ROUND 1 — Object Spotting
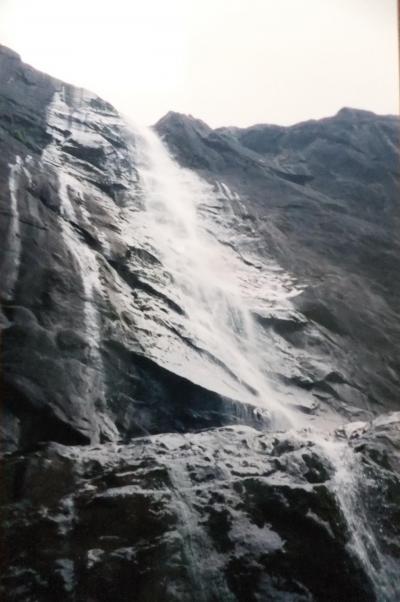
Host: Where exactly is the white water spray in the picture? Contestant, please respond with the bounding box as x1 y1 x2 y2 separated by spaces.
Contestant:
132 125 297 430
4 156 22 301
321 437 399 601
131 124 399 600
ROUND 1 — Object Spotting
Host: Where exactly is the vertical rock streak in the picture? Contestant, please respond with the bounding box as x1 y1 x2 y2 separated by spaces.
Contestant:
3 157 22 301
42 89 106 417
167 456 234 601
321 438 399 601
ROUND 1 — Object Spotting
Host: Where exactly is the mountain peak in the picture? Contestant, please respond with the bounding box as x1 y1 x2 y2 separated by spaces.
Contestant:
155 111 212 135
0 44 21 61
336 107 378 120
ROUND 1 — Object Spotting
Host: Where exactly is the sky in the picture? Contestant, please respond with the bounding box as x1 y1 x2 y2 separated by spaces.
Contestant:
0 0 398 127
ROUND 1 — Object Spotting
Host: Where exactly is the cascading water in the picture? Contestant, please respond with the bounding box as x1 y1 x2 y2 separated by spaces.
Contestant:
320 437 399 601
132 124 297 431
130 124 398 601
3 156 22 301
2 45 399 602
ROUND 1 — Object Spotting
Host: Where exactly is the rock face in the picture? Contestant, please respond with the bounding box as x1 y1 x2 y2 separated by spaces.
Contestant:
1 45 400 601
156 109 400 415
0 46 271 452
2 417 400 601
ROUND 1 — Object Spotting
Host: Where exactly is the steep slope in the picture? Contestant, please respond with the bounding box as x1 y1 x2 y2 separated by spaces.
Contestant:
1 46 400 602
1 46 292 452
156 109 400 413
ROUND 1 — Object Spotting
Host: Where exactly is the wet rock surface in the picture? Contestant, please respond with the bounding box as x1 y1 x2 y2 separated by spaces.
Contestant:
156 109 400 414
0 46 277 451
4 420 400 602
1 46 399 452
1 46 400 601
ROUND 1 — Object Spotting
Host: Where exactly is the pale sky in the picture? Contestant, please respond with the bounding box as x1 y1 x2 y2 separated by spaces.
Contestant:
0 0 398 127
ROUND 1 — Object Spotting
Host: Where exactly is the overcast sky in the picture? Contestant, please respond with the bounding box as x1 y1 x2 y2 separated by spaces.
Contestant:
0 0 398 127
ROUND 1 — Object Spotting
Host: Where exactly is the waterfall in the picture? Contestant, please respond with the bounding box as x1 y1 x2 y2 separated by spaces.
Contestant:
131 124 398 600
131 124 298 431
320 437 399 602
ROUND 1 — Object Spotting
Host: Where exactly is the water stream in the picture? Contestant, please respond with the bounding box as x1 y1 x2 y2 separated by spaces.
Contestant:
130 123 397 601
132 124 297 431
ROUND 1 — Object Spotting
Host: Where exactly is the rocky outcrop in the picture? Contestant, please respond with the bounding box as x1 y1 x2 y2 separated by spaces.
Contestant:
1 45 400 601
2 415 400 601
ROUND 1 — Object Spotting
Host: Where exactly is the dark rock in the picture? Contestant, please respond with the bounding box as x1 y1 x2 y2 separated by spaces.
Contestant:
1 46 278 452
1 44 400 602
1 44 399 453
3 423 398 601
156 106 400 415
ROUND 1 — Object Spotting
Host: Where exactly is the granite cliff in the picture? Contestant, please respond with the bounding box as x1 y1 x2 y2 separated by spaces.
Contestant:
1 45 399 601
